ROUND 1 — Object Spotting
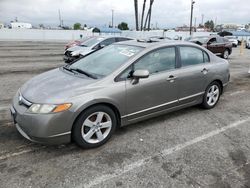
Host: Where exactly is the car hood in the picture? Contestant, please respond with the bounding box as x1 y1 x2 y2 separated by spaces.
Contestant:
20 68 99 104
67 45 85 52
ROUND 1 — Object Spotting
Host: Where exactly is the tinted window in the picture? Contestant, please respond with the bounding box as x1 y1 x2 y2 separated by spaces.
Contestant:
116 37 131 42
208 37 217 44
217 37 224 43
134 47 176 74
180 47 204 67
100 38 116 46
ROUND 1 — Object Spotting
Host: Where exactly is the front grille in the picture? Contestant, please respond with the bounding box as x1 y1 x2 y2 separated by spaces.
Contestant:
65 51 72 57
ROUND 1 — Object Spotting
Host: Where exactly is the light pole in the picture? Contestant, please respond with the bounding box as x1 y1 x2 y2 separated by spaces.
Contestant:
189 0 195 36
111 9 114 28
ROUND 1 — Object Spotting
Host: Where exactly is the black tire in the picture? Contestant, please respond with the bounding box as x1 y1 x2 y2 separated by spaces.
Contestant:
222 49 229 59
201 81 222 109
72 105 117 149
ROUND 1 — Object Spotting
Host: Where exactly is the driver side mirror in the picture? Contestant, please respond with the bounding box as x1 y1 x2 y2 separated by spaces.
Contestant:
131 70 149 84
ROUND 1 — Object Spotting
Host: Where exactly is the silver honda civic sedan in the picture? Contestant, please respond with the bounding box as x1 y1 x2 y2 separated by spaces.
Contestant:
10 40 230 148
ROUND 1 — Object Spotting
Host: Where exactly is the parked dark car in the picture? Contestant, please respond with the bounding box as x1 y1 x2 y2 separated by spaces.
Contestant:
64 36 133 64
187 36 232 59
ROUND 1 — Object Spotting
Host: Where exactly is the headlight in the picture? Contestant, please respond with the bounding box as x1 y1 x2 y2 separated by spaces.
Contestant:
27 103 72 114
71 51 80 57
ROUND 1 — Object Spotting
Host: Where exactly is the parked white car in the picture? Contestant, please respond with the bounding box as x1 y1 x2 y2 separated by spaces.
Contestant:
225 36 238 47
245 38 250 49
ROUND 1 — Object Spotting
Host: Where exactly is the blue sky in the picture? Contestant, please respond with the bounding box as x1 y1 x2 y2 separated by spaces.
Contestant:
0 0 249 28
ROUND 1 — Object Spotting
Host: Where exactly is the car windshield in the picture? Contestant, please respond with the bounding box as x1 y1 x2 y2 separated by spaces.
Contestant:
81 37 105 47
189 37 209 44
70 44 143 78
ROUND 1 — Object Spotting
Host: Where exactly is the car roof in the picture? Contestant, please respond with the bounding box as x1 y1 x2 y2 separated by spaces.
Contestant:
115 39 199 49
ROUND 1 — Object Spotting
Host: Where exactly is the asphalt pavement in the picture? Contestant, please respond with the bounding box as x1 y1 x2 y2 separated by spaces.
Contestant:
0 41 250 188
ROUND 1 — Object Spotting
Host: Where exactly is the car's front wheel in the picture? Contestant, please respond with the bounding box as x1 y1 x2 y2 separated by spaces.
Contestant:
72 105 117 148
202 82 221 109
222 49 229 59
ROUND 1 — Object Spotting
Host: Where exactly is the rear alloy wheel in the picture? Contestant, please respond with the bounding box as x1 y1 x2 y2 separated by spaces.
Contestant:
202 82 221 109
73 105 117 148
222 49 229 59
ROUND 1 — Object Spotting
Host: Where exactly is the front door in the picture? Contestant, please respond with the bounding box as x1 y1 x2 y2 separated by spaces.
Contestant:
124 47 179 121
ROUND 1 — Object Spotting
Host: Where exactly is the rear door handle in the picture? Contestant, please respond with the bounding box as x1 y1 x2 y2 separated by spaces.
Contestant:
167 75 177 82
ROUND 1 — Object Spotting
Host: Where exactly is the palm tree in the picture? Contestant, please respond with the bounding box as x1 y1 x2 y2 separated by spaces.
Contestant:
147 0 154 31
134 0 139 31
140 0 147 31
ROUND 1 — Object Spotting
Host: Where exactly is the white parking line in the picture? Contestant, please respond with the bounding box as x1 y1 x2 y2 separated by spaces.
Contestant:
0 149 35 160
82 118 250 188
0 105 10 111
229 90 246 96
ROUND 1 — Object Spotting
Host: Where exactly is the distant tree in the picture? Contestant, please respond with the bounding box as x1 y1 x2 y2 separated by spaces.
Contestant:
118 22 129 30
73 23 81 30
39 24 44 29
204 20 214 31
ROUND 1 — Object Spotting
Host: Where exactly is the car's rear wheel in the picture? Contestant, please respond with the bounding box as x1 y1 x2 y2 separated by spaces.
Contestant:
222 49 229 59
72 105 117 148
202 82 221 109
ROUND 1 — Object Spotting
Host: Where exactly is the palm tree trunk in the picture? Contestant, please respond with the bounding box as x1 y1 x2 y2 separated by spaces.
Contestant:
134 0 139 31
147 0 154 31
140 0 147 31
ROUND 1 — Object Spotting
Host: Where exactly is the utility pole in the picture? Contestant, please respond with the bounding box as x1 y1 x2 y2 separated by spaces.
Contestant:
194 17 197 31
111 9 114 28
58 9 62 27
134 0 139 31
189 0 195 36
201 14 204 26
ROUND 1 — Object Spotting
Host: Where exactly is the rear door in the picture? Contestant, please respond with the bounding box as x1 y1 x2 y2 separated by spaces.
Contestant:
176 46 211 104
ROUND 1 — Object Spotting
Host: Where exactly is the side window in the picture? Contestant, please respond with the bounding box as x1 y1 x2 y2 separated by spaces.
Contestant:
134 47 176 74
179 47 204 67
119 66 133 80
217 37 224 43
203 51 210 62
100 38 116 46
208 37 217 44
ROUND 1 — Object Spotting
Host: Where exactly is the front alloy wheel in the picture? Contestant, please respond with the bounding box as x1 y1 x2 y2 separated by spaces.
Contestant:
202 82 221 109
222 49 229 59
81 112 112 144
73 105 117 148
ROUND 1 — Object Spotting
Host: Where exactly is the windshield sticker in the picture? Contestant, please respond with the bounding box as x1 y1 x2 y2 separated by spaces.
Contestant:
119 50 135 57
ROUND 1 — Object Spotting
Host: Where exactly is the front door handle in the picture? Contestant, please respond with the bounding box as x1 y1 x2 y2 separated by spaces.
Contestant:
201 68 209 74
167 75 177 82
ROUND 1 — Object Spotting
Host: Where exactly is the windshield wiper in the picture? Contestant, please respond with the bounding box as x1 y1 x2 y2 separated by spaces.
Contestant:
70 67 97 79
63 65 97 79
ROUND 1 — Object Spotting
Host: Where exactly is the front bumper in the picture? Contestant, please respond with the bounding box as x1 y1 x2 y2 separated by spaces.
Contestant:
10 93 73 145
63 55 79 64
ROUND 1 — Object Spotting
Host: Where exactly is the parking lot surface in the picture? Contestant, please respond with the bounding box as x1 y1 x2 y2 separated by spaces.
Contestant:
0 41 250 188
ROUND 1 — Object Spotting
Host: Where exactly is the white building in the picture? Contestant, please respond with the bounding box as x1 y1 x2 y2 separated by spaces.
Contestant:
11 22 32 29
0 22 4 29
